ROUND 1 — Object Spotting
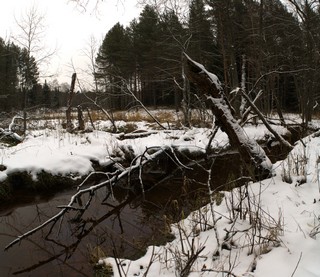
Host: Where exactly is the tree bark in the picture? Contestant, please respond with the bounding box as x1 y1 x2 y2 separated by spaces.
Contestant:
184 54 272 180
66 73 77 131
77 105 85 131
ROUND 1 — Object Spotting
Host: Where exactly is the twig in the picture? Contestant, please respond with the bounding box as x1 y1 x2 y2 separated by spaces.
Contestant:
143 246 157 277
180 245 205 277
291 252 303 277
201 268 237 276
124 81 167 130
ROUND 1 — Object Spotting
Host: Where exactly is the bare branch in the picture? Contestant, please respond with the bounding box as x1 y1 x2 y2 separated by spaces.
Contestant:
240 90 294 150
123 81 167 130
5 147 166 251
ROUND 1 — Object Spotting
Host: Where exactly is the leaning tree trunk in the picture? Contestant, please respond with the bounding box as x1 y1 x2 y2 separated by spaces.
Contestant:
184 54 272 180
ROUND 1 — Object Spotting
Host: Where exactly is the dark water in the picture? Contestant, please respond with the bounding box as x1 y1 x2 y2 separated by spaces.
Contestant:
0 174 210 277
0 143 291 277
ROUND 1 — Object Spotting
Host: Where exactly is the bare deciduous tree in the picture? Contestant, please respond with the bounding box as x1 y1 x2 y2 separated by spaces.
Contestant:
13 5 56 75
81 35 100 93
68 0 125 13
13 5 56 135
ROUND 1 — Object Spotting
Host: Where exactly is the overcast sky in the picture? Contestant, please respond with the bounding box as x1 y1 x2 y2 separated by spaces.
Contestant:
0 0 141 84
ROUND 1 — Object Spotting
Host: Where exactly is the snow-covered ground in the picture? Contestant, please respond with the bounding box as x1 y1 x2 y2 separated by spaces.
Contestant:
1 117 320 276
99 131 320 277
0 120 288 182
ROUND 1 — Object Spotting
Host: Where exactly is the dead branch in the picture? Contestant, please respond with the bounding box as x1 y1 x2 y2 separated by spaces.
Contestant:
123 82 167 130
240 90 294 150
118 130 158 140
201 268 237 276
5 147 167 251
0 115 24 142
239 89 263 126
12 196 131 275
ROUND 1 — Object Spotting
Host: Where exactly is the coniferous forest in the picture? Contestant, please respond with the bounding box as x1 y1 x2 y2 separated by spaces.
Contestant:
1 0 320 124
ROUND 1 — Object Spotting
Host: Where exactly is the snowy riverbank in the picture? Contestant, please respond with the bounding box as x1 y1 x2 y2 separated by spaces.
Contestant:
99 132 320 276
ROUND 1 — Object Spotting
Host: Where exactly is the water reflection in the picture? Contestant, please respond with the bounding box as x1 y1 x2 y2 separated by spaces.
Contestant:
0 174 210 276
0 150 248 276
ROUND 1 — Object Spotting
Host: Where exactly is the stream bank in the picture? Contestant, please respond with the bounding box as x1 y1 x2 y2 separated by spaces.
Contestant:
0 124 306 276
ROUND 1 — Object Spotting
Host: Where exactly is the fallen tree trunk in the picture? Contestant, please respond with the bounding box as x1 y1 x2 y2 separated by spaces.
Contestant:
184 54 272 180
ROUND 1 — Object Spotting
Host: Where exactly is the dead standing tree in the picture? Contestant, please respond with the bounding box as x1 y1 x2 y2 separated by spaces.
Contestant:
66 73 77 131
184 54 273 180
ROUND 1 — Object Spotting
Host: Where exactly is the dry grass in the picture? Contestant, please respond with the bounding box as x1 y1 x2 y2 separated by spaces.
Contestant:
113 109 177 123
10 108 213 133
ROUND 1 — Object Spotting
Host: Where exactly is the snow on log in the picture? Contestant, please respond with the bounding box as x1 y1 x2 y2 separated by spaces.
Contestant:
0 115 24 142
184 53 272 179
0 128 23 142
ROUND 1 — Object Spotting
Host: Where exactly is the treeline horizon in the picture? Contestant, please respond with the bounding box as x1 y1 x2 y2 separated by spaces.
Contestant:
1 0 320 122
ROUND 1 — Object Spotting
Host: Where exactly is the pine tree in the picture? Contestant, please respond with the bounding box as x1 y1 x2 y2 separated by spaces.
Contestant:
187 0 220 74
0 39 20 110
157 10 186 106
18 47 39 107
42 80 51 107
96 22 134 109
133 5 161 106
96 23 133 80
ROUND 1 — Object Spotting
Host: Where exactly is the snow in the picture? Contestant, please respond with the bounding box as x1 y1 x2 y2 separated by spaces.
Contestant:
185 53 223 91
100 125 320 277
1 117 320 276
0 123 288 182
99 132 320 276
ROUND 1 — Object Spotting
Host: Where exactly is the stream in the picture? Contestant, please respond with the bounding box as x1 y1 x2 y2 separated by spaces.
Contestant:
0 134 300 276
0 172 211 276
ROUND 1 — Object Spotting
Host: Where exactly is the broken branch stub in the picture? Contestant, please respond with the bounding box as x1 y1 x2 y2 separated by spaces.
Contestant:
184 54 272 180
